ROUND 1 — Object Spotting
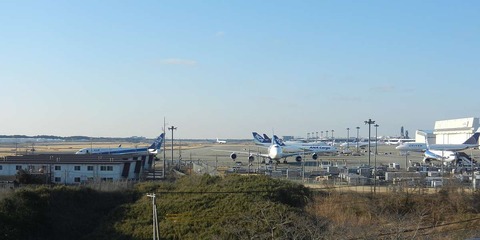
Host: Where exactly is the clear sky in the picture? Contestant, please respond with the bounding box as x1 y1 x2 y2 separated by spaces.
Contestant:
1 1 479 139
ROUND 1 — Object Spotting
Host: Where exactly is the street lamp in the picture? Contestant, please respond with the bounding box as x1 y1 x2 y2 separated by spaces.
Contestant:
356 127 360 153
331 130 334 139
326 130 329 140
364 119 375 167
321 131 323 139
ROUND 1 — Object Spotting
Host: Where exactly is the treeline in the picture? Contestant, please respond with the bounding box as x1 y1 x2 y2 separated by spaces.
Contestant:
1 176 480 239
0 135 147 142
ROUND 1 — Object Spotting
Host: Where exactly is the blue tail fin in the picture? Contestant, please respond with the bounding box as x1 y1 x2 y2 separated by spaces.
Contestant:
253 132 267 143
148 133 165 150
463 132 480 145
263 134 271 142
272 135 285 146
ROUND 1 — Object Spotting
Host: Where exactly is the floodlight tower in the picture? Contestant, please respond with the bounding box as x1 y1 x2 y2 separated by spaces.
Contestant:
346 128 350 149
364 119 375 167
168 126 177 166
356 127 360 153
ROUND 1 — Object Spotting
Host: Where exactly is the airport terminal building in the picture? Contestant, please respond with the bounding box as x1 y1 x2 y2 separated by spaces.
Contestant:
0 153 155 184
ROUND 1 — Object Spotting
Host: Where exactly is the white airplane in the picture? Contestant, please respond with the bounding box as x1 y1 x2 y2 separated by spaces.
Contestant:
76 133 165 155
385 138 416 145
254 132 328 146
252 132 336 160
423 149 457 163
339 140 379 149
218 134 311 164
405 131 480 164
396 132 480 153
216 138 227 144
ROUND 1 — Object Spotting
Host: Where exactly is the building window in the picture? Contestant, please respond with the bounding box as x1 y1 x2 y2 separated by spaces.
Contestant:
0 165 3 170
74 177 81 183
74 166 81 171
87 166 94 171
16 165 22 170
100 166 113 171
101 177 113 181
55 166 61 171
54 177 61 182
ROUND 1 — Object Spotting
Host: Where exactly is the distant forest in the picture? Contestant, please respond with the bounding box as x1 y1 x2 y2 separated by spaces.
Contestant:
0 135 148 142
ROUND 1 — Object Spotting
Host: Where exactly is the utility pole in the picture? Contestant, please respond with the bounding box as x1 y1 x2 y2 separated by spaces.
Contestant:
168 126 177 166
374 123 379 193
163 117 166 176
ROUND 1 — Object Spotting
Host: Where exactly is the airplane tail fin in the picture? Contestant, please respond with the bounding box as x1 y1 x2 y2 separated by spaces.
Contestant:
463 132 480 145
272 135 284 146
263 134 271 142
253 132 268 143
148 133 165 152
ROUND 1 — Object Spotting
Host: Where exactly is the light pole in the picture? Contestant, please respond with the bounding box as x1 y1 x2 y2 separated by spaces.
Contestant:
331 130 334 139
326 131 329 140
321 131 323 139
374 124 379 155
168 126 177 166
346 128 350 149
364 119 375 167
316 132 318 142
356 127 360 153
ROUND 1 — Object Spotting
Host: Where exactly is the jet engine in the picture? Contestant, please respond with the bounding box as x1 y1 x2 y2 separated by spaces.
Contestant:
230 152 237 160
312 153 318 160
248 154 255 162
295 155 302 162
422 158 431 164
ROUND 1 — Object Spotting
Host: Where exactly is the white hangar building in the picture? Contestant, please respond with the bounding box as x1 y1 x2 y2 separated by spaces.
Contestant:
433 117 479 144
0 153 156 184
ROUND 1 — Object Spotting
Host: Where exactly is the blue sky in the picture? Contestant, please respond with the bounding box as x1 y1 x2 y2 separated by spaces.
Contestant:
1 1 479 139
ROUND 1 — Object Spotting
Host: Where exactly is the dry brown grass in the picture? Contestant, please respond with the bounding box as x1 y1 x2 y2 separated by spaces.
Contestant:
308 187 480 239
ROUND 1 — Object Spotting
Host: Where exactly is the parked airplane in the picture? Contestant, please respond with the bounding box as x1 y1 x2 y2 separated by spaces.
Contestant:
251 132 336 159
216 138 227 144
339 141 374 149
218 134 306 164
385 138 416 145
272 135 337 155
396 132 480 153
423 149 457 163
75 133 165 155
416 132 480 164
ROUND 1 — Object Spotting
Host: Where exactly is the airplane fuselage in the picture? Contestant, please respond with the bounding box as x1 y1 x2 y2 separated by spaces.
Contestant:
424 149 457 163
76 147 156 155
